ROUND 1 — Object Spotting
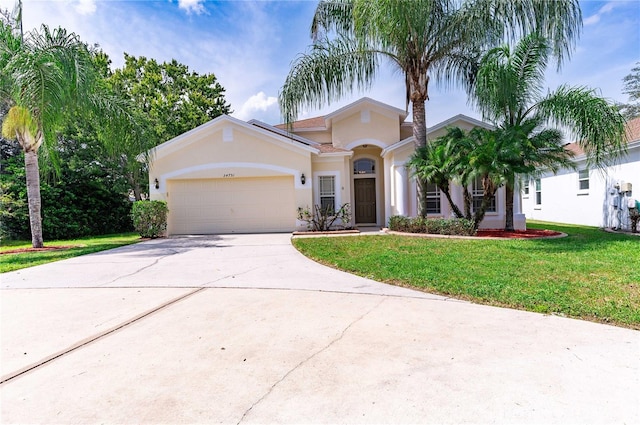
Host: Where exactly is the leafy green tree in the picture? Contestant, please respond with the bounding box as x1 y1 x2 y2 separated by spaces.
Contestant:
109 54 232 143
619 61 640 120
471 33 626 230
279 0 583 217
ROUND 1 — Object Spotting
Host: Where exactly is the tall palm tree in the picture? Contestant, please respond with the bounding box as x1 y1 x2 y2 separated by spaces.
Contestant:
279 0 582 217
0 16 116 247
471 33 627 230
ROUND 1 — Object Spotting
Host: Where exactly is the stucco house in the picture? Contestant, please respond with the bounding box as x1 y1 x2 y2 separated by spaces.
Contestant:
521 117 640 231
148 97 525 235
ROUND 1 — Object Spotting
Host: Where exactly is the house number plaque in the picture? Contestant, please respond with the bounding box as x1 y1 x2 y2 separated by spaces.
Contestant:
223 173 235 178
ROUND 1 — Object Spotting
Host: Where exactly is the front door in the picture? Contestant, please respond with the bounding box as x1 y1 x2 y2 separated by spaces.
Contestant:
355 178 376 224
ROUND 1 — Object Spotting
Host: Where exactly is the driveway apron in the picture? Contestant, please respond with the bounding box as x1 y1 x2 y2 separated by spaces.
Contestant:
1 234 639 424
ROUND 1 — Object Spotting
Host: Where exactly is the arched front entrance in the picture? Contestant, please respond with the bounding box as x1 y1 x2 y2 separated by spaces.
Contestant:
353 157 378 225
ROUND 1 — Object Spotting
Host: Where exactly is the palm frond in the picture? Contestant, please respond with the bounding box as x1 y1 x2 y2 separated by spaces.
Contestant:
279 36 378 125
535 85 627 167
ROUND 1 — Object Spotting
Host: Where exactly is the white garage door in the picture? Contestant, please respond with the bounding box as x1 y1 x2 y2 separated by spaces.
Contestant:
168 176 296 234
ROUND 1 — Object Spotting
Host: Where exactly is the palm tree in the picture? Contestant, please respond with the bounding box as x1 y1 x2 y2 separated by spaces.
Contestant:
471 33 627 230
279 0 583 217
0 16 116 247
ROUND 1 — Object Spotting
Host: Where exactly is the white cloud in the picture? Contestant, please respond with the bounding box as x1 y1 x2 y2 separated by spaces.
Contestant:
584 1 617 26
235 92 279 122
178 0 205 15
75 0 96 16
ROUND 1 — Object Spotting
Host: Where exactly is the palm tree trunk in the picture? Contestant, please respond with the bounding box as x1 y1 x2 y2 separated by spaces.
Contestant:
504 184 514 231
24 149 44 248
440 185 464 218
412 99 428 217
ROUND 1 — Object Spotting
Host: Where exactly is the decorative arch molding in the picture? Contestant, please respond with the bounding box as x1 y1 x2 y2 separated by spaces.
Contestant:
158 162 306 190
344 138 387 151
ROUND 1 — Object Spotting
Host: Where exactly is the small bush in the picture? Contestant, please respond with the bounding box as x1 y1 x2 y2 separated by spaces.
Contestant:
132 200 168 238
388 215 476 236
298 203 352 231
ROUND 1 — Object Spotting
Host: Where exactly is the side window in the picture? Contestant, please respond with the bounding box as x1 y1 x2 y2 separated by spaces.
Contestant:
523 179 530 197
318 175 336 213
535 178 542 206
472 177 496 212
426 182 441 214
578 169 589 191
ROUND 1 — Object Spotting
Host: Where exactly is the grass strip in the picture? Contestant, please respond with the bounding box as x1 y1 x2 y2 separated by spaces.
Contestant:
0 233 141 273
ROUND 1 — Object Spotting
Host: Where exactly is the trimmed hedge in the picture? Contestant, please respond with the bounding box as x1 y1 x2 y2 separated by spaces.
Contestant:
388 215 476 236
132 200 168 238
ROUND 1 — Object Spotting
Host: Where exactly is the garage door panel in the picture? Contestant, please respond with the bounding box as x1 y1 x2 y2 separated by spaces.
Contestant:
168 177 295 234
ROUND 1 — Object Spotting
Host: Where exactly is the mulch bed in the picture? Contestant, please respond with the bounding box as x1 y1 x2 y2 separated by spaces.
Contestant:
0 246 78 255
476 229 562 238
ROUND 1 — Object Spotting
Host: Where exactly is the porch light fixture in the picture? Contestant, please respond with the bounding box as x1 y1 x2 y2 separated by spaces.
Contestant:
300 173 306 185
154 178 159 189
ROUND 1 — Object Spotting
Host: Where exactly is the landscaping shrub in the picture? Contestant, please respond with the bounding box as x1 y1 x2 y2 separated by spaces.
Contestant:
388 215 476 236
297 203 352 231
132 200 168 238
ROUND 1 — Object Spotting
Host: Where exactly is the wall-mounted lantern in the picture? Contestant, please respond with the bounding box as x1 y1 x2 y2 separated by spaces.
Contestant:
154 178 159 189
300 173 306 185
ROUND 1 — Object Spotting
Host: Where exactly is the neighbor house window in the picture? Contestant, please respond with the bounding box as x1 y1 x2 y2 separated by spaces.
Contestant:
472 176 496 212
535 178 542 205
354 158 375 175
426 182 441 214
319 175 336 213
578 169 589 191
523 179 530 197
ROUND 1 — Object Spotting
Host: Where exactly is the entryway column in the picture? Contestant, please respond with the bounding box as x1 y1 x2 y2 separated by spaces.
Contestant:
394 163 408 216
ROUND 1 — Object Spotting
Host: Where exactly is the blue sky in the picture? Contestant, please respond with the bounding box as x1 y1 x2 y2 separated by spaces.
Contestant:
4 0 639 126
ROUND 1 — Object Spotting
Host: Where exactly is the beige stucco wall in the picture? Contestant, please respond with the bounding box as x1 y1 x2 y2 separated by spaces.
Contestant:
148 121 313 214
331 110 400 149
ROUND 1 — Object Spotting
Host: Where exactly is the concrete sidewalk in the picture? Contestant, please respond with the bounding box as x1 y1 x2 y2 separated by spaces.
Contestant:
1 234 639 424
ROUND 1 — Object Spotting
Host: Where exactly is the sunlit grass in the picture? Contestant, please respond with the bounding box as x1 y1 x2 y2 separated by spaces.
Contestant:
0 233 141 273
293 221 640 329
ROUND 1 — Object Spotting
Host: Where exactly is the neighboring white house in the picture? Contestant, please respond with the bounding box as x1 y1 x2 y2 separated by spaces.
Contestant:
148 97 525 235
521 117 640 231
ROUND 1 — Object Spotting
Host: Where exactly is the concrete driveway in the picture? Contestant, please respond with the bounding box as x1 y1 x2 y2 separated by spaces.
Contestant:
1 233 638 424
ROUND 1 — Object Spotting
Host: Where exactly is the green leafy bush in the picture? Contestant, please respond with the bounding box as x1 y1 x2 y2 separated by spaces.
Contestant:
388 215 476 236
0 144 133 241
132 200 168 238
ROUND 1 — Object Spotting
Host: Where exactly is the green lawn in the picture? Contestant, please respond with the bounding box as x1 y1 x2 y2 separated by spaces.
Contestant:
0 233 142 273
292 221 640 329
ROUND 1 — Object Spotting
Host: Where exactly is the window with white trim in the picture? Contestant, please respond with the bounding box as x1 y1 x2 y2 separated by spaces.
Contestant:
535 178 542 206
318 175 336 214
426 182 441 214
472 176 496 212
578 169 589 191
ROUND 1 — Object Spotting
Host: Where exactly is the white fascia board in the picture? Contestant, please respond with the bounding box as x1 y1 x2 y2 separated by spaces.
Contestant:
569 139 640 164
426 114 494 134
315 151 354 159
324 97 408 125
381 136 415 156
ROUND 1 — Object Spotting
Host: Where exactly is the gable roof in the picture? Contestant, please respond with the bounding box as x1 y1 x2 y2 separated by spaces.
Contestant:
276 97 408 132
380 114 493 156
150 114 319 160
